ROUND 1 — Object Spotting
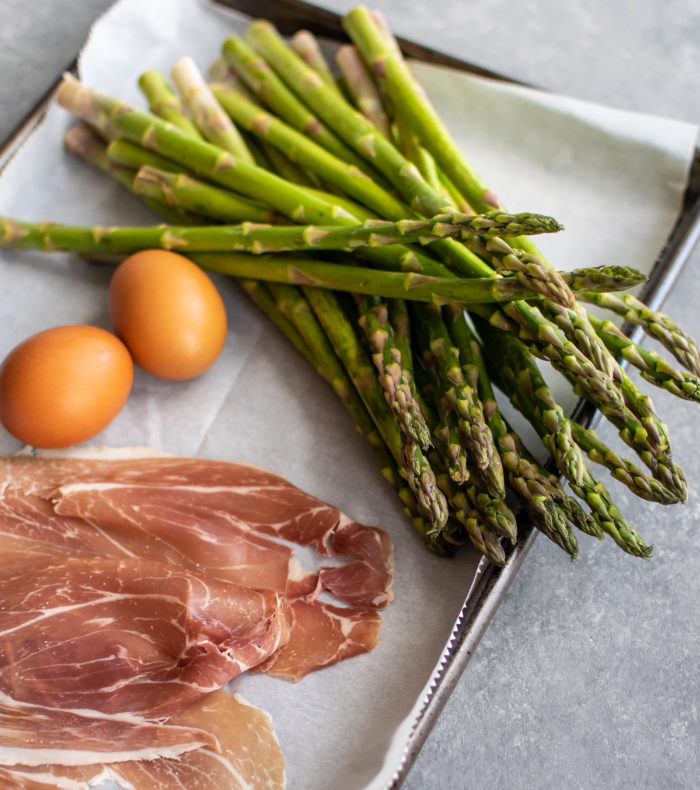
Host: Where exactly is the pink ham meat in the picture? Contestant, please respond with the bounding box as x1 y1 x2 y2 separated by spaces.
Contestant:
0 693 214 768
0 452 394 609
0 556 287 721
0 690 286 789
0 449 393 781
258 600 382 681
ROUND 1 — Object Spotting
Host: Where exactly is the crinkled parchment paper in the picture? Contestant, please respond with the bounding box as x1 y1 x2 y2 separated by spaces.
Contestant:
0 0 696 787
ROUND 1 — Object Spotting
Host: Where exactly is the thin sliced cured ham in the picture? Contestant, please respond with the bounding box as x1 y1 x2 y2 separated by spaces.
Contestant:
111 691 286 790
0 692 213 767
258 600 382 681
0 448 394 786
0 556 286 721
0 690 285 789
0 452 394 609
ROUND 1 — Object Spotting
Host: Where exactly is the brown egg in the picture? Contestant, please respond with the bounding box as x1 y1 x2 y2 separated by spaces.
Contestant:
109 250 228 380
0 325 133 448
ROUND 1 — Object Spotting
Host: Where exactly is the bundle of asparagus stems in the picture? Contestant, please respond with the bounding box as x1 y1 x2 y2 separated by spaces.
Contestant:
2 6 699 565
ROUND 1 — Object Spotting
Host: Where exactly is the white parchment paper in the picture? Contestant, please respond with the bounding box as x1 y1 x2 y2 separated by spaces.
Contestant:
0 0 696 788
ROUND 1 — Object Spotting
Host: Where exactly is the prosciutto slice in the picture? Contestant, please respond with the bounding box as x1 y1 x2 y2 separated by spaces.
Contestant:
0 452 394 609
0 448 394 785
0 692 213 768
0 690 285 789
0 556 286 722
258 600 382 681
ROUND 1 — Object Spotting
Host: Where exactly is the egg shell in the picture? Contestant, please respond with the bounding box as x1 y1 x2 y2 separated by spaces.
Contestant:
0 325 134 449
108 250 228 381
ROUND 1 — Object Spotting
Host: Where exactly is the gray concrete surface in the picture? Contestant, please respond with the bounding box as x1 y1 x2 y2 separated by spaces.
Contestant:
1 2 698 789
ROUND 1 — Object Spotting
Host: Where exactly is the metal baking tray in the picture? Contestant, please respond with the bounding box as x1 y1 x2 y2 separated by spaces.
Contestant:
1 1 698 786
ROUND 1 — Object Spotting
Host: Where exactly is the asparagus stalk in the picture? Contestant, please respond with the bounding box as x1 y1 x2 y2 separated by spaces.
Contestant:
171 57 255 165
343 7 497 214
0 211 560 255
63 125 191 225
415 374 514 544
133 166 282 224
336 44 392 139
106 138 187 174
290 30 344 96
262 281 453 553
137 70 204 140
222 36 372 173
303 287 448 531
357 295 432 448
568 265 646 293
569 418 682 505
412 303 502 486
387 298 413 374
244 19 454 218
56 75 353 225
589 313 700 402
473 315 589 487
581 290 700 375
210 80 413 221
462 235 575 308
0 218 640 309
505 377 652 557
432 460 507 565
541 300 686 498
413 362 470 484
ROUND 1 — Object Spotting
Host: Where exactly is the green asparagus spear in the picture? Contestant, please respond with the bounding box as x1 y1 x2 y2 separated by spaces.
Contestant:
589 313 700 402
336 44 392 139
581 290 700 375
541 300 686 498
0 211 560 255
342 6 497 214
171 56 254 165
357 295 432 448
132 166 282 224
222 36 371 173
472 315 589 487
137 69 204 140
303 287 448 531
412 303 501 486
413 363 470 485
432 460 507 565
290 30 344 97
56 75 353 225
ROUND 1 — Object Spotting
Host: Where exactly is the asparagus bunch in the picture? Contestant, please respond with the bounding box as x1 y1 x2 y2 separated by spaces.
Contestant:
3 9 697 567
